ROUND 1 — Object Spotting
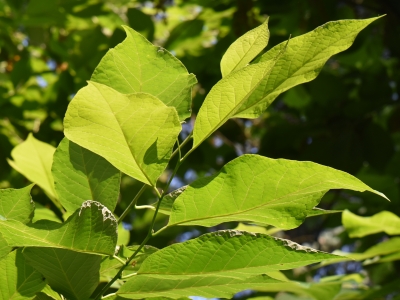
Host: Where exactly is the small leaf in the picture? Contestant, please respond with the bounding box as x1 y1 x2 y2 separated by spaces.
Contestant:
32 203 61 223
0 201 118 255
117 230 341 299
193 17 380 148
52 138 121 213
0 184 34 224
24 248 101 300
64 82 181 186
91 26 197 121
0 249 46 299
169 155 386 229
7 133 58 201
34 285 62 300
342 210 400 238
221 18 270 77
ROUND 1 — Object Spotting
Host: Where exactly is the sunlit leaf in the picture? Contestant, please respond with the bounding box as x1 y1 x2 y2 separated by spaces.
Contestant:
193 17 380 148
342 210 400 238
64 82 181 186
24 248 101 300
221 18 269 77
0 249 46 299
117 230 341 298
52 137 121 213
7 133 58 201
91 26 197 121
0 184 34 224
0 201 117 255
168 155 386 229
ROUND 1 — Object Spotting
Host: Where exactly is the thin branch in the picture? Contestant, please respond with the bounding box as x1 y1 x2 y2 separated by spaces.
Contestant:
117 184 147 224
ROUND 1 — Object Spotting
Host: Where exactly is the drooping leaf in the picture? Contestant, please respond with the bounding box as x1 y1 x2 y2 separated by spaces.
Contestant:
0 249 46 300
193 17 380 148
91 26 197 121
7 133 58 202
221 18 270 77
52 138 121 213
24 248 101 300
168 155 386 229
0 201 117 255
0 184 34 224
64 82 181 186
117 230 341 299
342 210 400 238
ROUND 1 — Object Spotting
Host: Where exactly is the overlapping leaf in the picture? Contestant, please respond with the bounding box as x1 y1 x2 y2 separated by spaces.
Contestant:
0 184 34 224
0 249 46 300
193 17 380 148
52 138 121 213
64 82 181 186
168 155 386 229
117 230 341 299
221 18 270 77
0 201 117 255
91 26 197 121
24 248 101 300
342 210 400 238
7 133 58 202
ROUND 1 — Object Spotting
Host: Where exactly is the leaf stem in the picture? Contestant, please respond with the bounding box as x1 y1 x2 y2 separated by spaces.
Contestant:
94 139 185 300
117 184 147 224
170 132 192 159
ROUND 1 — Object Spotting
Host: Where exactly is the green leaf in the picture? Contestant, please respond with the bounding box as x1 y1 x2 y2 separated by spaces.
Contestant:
342 210 400 238
0 249 46 300
0 201 117 255
52 137 121 213
193 17 380 148
91 26 197 121
32 203 61 223
117 222 130 246
0 232 11 259
23 248 101 300
7 133 58 202
33 285 62 300
168 155 386 229
64 82 181 186
117 230 340 299
0 184 34 224
221 18 270 77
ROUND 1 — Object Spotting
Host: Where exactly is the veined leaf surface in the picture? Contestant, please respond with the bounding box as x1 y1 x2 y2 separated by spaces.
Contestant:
168 155 386 229
0 249 46 300
0 201 117 255
193 17 380 148
117 230 340 299
24 248 101 300
0 184 34 224
221 18 269 77
342 210 400 237
52 138 121 213
64 82 181 186
7 133 57 201
91 26 197 121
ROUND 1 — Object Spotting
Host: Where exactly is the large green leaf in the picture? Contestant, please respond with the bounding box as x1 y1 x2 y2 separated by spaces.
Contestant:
193 17 380 148
91 26 197 121
342 210 400 238
0 184 34 224
64 82 181 186
7 133 57 201
24 248 101 300
0 201 117 255
168 155 386 229
0 249 46 300
52 137 121 213
220 18 270 77
117 230 340 299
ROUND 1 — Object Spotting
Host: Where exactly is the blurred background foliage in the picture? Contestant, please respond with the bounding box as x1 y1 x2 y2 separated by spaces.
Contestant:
1 0 400 298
